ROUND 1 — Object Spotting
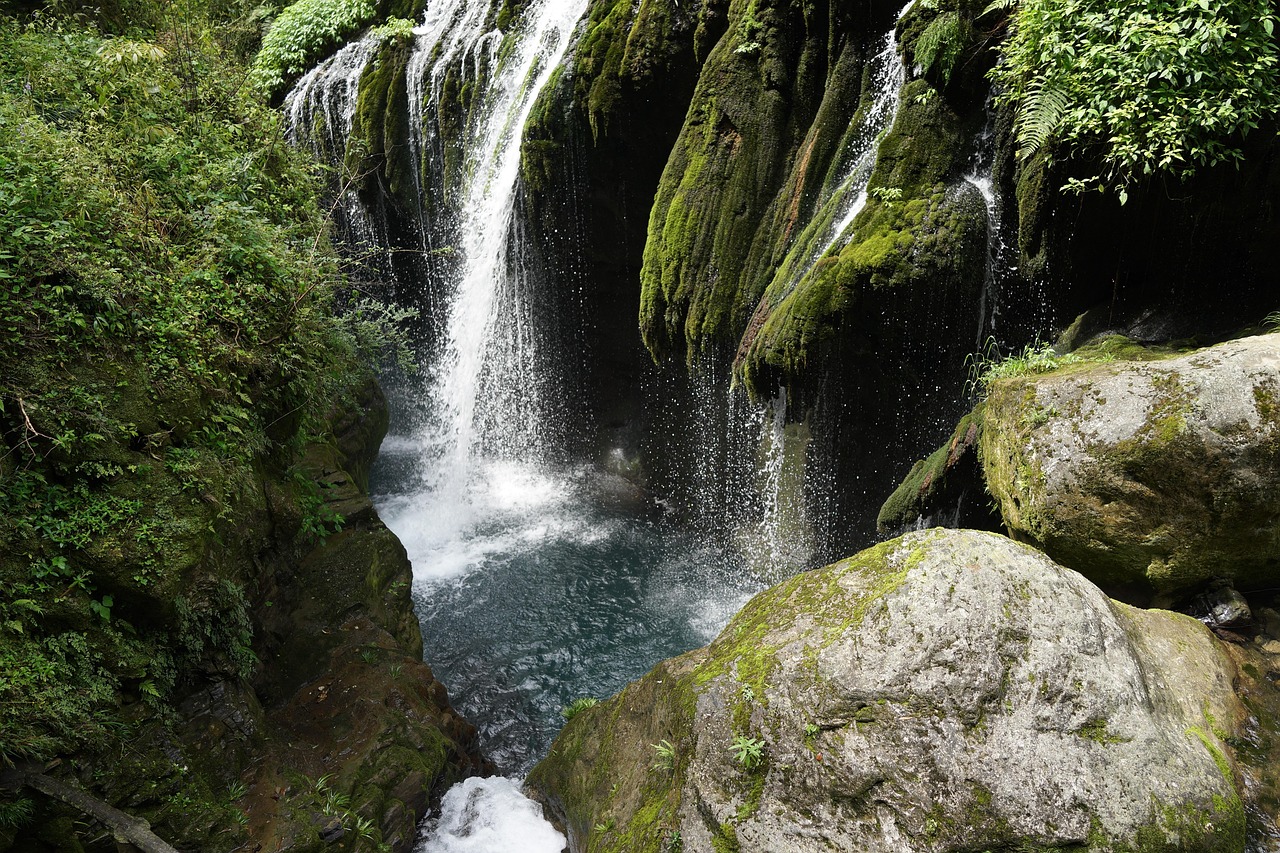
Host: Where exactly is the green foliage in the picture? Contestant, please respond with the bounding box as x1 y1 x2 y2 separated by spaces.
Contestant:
373 16 416 43
991 0 1280 194
651 739 676 771
249 0 378 95
729 735 764 769
560 696 600 721
0 1 376 777
968 339 1083 391
0 796 35 829
914 12 969 86
175 580 258 680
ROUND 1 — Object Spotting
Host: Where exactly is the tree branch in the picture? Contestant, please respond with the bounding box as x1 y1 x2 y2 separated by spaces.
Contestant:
0 770 180 853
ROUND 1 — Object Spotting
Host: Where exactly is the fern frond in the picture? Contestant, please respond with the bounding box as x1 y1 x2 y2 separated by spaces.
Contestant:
980 0 1017 17
1015 78 1069 159
915 12 968 86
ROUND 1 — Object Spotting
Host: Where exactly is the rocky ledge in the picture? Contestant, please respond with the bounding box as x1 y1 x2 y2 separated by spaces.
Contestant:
530 528 1258 853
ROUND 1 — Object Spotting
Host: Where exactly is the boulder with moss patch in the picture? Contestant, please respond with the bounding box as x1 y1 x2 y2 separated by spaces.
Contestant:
530 528 1247 853
980 333 1280 597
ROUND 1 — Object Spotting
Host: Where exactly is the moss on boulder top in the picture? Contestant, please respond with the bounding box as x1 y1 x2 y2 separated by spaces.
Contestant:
530 529 1248 853
980 333 1280 597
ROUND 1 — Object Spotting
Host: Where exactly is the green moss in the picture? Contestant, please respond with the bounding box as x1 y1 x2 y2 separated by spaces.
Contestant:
346 37 415 206
640 0 879 366
877 408 983 531
1075 717 1130 745
737 78 987 392
710 822 740 853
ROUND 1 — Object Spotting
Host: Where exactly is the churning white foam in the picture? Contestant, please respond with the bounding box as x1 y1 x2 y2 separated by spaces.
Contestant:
417 776 566 853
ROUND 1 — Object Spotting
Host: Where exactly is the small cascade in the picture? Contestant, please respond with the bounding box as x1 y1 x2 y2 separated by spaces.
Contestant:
646 362 819 579
736 389 816 577
282 35 385 249
419 777 567 852
763 0 914 294
650 6 914 573
962 106 1016 349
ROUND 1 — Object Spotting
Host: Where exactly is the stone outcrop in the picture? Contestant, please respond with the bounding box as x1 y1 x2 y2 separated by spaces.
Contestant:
0 374 486 853
530 528 1248 853
980 333 1280 597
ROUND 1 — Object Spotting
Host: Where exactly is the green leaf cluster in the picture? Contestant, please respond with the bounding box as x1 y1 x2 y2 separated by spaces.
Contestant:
0 1 406 803
249 0 379 96
991 0 1280 194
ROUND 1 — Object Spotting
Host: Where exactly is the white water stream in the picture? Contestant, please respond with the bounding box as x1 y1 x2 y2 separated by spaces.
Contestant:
283 0 915 846
759 0 913 299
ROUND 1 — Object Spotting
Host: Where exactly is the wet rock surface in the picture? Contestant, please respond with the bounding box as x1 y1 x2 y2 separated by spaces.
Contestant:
531 529 1250 853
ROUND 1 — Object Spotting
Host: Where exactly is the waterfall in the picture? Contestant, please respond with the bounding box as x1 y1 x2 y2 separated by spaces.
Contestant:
283 34 385 251
963 104 1015 350
659 5 914 573
760 0 914 296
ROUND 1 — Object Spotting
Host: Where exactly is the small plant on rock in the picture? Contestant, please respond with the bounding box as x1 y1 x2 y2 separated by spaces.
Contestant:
730 735 764 769
651 739 677 771
561 697 599 721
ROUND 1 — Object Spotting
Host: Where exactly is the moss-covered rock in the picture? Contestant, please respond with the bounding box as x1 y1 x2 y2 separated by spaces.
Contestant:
530 529 1249 853
979 333 1280 598
736 76 988 392
876 407 997 533
638 0 879 366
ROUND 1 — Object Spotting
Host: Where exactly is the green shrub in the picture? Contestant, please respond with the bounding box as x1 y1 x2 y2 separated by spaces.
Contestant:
560 696 600 721
915 12 969 86
249 0 378 95
991 0 1280 198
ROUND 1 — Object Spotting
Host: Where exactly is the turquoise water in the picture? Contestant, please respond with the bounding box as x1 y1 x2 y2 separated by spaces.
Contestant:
372 440 762 775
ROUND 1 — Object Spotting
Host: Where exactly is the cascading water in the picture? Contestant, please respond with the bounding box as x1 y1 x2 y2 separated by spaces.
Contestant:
283 35 386 251
963 105 1016 350
760 0 914 296
285 0 765 846
283 0 935 844
655 5 915 575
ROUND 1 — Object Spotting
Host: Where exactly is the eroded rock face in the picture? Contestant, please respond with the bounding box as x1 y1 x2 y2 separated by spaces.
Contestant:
530 529 1246 853
980 334 1280 597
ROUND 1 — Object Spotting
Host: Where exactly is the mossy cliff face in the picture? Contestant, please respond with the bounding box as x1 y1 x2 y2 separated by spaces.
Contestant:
1 373 486 853
517 0 726 462
638 0 877 366
530 529 1248 853
636 0 992 382
979 334 1280 598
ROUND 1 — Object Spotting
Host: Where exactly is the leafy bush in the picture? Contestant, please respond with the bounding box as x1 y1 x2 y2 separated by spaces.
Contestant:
249 0 378 95
915 11 969 86
0 3 400 783
991 0 1280 197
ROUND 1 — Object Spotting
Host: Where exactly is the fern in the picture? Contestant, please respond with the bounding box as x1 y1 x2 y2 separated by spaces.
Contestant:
915 13 968 87
1015 77 1069 160
980 0 1017 17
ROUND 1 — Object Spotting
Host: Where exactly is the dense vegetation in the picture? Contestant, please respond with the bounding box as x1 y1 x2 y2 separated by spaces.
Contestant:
0 0 402 838
992 0 1280 199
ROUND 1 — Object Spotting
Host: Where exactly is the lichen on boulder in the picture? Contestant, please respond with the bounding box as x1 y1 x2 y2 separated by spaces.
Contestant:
979 333 1280 597
530 528 1247 853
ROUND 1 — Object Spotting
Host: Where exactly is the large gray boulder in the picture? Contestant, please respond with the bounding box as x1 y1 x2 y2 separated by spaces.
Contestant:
529 529 1246 853
980 333 1280 596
